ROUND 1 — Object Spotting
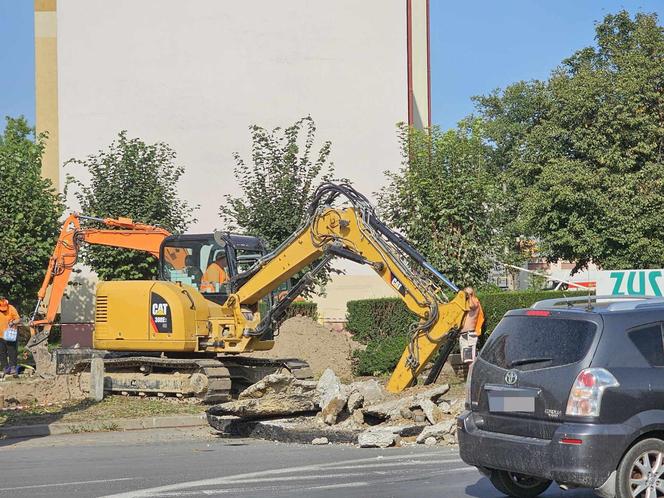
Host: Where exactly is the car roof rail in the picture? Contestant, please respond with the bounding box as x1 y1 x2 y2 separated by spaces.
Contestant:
531 294 664 311
607 298 664 311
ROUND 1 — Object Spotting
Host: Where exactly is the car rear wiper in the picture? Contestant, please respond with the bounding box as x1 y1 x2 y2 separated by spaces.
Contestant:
508 357 553 368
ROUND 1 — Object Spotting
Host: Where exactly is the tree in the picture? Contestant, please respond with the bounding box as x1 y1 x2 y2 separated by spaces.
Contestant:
221 116 338 291
379 120 504 287
221 116 335 248
0 117 63 315
477 11 664 272
66 131 196 280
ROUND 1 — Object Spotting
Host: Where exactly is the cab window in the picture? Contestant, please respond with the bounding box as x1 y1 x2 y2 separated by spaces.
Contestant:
162 238 230 296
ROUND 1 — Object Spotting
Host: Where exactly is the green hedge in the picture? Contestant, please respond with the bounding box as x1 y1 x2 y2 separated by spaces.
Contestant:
349 290 572 376
285 301 318 320
346 298 415 344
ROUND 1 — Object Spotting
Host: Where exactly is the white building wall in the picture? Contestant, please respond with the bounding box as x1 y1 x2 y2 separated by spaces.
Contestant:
57 0 409 231
53 0 428 322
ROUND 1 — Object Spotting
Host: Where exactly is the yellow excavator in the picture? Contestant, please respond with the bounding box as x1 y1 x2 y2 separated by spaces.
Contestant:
28 183 470 402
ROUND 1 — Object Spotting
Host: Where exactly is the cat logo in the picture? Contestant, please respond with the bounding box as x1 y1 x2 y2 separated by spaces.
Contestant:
150 293 172 333
390 273 407 296
152 303 169 316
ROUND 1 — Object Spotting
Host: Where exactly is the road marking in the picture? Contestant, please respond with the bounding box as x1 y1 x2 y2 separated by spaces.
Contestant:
329 457 462 470
124 467 477 497
0 477 135 492
102 452 452 498
307 481 369 490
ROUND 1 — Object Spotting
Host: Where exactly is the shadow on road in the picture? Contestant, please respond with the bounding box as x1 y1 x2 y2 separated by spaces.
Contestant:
465 476 598 497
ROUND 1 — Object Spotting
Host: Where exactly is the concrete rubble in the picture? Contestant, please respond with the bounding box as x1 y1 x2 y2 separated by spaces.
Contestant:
207 373 319 419
207 367 464 449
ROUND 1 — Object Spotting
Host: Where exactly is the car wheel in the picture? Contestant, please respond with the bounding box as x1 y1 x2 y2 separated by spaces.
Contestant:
488 469 552 497
616 438 664 498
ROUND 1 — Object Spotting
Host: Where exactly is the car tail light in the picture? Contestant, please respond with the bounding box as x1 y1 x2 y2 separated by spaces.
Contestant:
465 362 474 409
566 368 619 417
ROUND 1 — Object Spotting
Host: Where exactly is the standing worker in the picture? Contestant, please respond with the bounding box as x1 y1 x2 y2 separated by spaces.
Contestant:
0 296 21 377
459 287 485 364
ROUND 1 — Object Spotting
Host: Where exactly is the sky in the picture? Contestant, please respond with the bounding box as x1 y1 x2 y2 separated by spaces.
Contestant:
0 1 662 131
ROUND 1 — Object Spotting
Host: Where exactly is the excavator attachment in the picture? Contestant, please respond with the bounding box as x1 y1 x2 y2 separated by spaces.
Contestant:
28 213 172 377
386 291 468 392
222 182 472 393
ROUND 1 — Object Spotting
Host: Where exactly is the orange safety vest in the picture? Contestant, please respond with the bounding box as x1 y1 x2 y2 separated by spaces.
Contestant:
200 262 228 292
0 304 20 335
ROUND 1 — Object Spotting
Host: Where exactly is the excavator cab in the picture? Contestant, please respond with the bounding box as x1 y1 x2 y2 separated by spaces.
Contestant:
159 233 268 306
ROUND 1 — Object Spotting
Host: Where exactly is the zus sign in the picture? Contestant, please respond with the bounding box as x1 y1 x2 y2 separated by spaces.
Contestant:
596 270 664 297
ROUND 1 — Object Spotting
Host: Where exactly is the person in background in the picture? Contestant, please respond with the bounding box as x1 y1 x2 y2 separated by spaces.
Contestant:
0 296 21 377
459 287 485 364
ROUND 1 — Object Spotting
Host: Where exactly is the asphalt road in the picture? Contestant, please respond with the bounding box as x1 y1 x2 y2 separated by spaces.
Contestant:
0 428 598 498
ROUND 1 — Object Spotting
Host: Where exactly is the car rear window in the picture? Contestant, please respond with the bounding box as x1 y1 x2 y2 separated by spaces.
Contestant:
480 316 598 371
628 324 664 367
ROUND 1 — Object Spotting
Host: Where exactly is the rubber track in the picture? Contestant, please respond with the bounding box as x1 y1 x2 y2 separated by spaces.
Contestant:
74 356 313 403
76 356 233 404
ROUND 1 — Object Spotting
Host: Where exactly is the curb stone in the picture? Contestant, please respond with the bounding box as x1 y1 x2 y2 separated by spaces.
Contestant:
0 413 207 439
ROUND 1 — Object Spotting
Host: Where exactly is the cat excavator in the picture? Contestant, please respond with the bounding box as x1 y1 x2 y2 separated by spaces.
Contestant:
28 183 470 401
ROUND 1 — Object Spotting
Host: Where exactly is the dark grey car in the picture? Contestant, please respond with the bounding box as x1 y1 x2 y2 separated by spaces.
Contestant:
458 295 664 498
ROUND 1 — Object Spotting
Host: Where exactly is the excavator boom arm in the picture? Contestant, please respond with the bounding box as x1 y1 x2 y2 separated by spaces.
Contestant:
30 213 171 335
230 183 469 393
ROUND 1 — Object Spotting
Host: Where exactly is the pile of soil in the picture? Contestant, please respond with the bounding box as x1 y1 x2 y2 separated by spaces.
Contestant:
252 317 363 381
0 374 85 407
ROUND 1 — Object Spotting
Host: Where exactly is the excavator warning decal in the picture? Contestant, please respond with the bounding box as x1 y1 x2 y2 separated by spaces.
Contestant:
150 293 172 333
390 272 407 296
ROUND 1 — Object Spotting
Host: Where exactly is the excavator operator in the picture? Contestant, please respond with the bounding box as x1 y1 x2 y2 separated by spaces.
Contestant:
200 253 228 293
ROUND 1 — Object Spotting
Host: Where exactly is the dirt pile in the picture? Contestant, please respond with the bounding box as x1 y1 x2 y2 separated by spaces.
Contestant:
0 374 86 407
251 317 364 381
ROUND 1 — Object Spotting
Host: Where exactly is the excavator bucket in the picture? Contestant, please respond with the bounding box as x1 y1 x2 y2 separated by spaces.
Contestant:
385 291 468 393
26 330 57 378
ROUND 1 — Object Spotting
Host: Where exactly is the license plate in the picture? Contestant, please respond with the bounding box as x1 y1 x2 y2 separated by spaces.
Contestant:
488 393 535 413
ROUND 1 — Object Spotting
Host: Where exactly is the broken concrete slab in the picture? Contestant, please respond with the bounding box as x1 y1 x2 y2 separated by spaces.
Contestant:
349 379 385 406
209 415 363 444
347 391 363 413
321 396 347 425
207 395 317 420
436 399 452 413
209 373 320 420
239 373 317 400
316 368 350 425
357 424 425 448
418 384 451 403
419 398 445 425
358 427 399 448
424 436 437 446
416 419 456 444
362 398 410 421
362 384 451 423
316 368 342 403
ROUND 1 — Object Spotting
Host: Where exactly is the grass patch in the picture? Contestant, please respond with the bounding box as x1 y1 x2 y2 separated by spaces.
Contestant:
0 395 203 427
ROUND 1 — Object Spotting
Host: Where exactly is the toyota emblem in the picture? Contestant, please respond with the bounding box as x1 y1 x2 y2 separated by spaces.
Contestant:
505 370 518 385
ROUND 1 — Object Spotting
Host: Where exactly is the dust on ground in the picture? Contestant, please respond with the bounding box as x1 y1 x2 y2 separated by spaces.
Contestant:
251 316 364 381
